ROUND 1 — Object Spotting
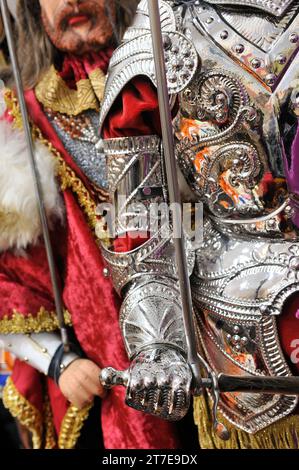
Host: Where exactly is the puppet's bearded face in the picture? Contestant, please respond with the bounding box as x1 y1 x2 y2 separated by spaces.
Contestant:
39 0 116 54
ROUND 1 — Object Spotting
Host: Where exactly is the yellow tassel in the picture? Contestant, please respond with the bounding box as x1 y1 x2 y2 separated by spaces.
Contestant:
194 394 299 449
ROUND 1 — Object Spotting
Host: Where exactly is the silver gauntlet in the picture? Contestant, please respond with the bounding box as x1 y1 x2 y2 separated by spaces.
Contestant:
125 345 192 421
118 278 192 420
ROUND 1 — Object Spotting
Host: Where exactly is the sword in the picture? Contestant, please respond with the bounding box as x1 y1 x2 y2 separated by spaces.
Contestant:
148 0 203 394
0 0 70 351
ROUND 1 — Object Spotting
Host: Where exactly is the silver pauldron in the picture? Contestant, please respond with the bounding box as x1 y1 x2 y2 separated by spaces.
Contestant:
120 278 187 359
98 0 199 133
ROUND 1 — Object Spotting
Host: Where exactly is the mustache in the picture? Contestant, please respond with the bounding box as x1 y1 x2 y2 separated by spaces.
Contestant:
54 1 102 30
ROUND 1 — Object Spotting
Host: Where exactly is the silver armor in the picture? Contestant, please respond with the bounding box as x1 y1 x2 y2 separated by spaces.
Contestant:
100 0 299 432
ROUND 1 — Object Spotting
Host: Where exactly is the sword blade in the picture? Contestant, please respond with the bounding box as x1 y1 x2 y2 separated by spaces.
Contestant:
0 0 69 350
148 0 202 392
216 374 299 396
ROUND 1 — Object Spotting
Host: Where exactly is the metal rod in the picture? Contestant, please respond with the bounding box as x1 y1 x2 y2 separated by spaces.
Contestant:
148 0 202 392
0 0 70 351
217 374 299 395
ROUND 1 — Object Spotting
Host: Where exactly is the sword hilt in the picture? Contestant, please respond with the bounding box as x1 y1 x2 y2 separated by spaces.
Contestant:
101 367 299 395
100 367 129 388
100 366 299 441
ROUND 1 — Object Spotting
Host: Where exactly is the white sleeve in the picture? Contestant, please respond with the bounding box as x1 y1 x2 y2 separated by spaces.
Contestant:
0 332 79 375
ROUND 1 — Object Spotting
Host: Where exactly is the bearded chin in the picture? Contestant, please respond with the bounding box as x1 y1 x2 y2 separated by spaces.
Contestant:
42 11 113 55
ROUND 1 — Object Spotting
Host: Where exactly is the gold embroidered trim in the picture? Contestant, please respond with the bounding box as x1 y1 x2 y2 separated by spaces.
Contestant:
3 378 88 450
58 403 92 449
88 67 106 103
194 394 299 449
0 307 72 335
2 377 43 449
33 125 99 231
35 65 106 116
43 394 57 449
4 89 101 235
4 90 24 129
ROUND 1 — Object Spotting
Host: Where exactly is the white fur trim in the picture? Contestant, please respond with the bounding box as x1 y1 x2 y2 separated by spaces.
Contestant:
0 119 64 252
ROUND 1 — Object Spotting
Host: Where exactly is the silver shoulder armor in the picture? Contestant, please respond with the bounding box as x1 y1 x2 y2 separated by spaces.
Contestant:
99 0 199 132
204 0 294 16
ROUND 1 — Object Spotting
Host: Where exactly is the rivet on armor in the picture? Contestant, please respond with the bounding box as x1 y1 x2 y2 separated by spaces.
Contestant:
290 90 299 116
289 32 298 43
234 44 245 54
206 17 214 24
220 30 228 40
143 187 152 196
103 267 110 278
186 59 195 70
276 54 287 65
267 219 276 228
251 58 261 69
168 73 177 83
240 337 249 346
265 73 277 86
173 59 184 70
162 34 172 50
232 335 241 345
181 70 190 80
289 257 299 271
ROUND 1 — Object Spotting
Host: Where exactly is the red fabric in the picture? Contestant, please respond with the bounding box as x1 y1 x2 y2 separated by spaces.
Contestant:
0 244 55 318
11 360 45 416
103 76 162 138
114 233 150 253
1 84 180 448
279 295 299 375
59 50 114 88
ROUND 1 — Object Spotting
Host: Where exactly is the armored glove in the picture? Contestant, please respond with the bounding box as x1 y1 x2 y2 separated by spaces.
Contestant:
125 346 192 421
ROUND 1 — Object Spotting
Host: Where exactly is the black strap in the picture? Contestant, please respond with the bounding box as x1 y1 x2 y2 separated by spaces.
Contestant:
48 342 84 385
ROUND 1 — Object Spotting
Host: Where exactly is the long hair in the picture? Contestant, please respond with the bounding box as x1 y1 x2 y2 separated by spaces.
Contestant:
8 0 139 89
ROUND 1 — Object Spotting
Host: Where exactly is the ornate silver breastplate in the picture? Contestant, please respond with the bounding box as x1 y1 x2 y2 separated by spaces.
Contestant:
175 0 299 239
178 1 299 433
